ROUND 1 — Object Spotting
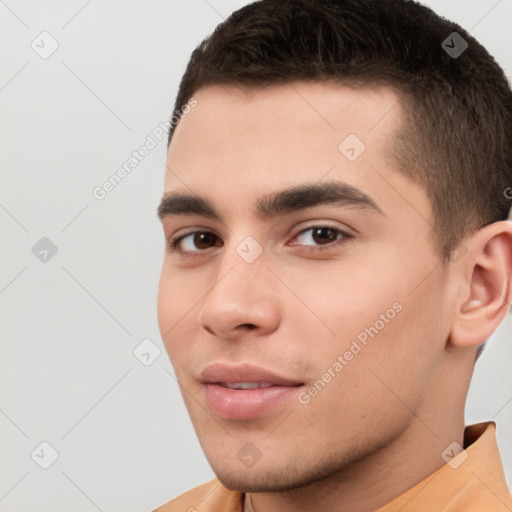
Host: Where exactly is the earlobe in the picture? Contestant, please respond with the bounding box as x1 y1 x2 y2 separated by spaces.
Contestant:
449 221 512 349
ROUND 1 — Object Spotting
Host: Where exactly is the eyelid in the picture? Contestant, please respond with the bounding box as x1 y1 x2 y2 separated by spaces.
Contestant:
291 220 355 239
167 227 221 254
287 224 353 253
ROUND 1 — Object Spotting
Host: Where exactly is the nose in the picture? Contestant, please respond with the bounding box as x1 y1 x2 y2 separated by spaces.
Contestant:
198 247 280 341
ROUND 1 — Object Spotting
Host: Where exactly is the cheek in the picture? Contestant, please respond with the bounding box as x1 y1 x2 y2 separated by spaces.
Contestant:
291 297 438 444
156 266 199 363
286 260 401 346
288 255 443 389
156 269 174 342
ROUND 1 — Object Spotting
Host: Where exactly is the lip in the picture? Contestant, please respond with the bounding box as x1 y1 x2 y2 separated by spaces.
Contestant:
200 362 303 386
200 363 303 420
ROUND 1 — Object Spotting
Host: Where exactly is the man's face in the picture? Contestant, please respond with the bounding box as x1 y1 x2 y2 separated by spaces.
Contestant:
157 82 454 491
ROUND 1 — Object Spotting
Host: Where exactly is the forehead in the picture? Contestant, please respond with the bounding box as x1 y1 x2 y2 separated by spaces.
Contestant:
164 81 430 226
169 80 403 159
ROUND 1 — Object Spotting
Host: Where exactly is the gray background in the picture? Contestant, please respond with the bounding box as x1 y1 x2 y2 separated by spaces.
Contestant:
0 1 511 511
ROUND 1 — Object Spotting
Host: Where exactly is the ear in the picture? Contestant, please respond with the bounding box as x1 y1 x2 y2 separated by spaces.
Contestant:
449 220 512 349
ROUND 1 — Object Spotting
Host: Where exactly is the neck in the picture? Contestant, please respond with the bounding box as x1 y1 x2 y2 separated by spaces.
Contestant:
244 411 465 512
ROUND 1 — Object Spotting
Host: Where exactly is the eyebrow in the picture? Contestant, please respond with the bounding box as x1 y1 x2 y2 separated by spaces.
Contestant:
157 181 384 224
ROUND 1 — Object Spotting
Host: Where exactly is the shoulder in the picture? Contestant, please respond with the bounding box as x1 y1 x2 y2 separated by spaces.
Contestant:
152 478 244 512
152 479 218 511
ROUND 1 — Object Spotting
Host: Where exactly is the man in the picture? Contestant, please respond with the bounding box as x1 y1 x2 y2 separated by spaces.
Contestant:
154 0 512 510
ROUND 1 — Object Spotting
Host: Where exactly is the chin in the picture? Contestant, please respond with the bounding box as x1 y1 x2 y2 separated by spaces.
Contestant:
207 423 407 494
215 469 309 493
210 454 351 493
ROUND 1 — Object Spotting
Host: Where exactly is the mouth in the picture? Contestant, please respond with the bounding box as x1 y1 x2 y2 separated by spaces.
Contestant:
218 381 280 389
200 363 304 420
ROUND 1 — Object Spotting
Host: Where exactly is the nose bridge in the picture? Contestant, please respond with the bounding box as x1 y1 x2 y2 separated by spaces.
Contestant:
198 236 279 336
212 231 269 293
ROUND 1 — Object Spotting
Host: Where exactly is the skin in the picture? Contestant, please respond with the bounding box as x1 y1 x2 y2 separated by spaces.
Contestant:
157 81 512 512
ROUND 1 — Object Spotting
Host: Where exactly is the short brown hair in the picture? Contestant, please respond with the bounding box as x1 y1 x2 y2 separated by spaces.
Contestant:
168 0 512 263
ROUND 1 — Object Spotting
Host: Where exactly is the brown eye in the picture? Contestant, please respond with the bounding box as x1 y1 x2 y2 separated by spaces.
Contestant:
190 232 219 250
168 231 222 254
310 227 339 245
293 226 348 248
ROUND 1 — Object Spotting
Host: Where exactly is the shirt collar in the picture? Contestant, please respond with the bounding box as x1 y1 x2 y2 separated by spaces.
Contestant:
376 421 512 511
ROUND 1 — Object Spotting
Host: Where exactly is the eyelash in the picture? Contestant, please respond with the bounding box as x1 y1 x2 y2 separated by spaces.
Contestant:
166 225 353 258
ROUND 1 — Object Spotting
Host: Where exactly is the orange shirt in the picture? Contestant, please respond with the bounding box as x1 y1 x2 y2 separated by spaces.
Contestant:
153 422 512 511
